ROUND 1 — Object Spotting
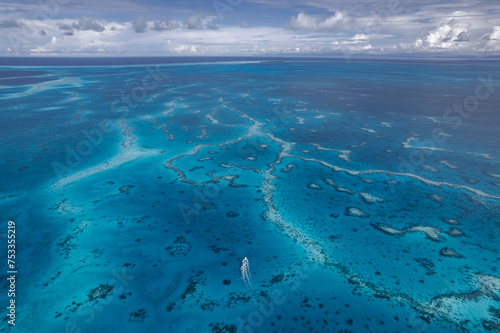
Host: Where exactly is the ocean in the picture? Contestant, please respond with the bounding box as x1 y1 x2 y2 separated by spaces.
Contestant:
0 57 499 332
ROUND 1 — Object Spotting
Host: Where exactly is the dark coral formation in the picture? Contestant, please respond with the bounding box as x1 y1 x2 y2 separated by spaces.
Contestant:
88 284 114 302
209 322 237 333
167 271 209 312
119 185 134 194
201 300 219 311
181 271 205 300
43 271 61 287
165 236 192 256
208 244 228 253
202 202 218 210
490 307 500 319
482 320 500 331
58 222 88 257
129 309 147 322
226 211 239 218
414 258 436 276
271 273 285 284
226 292 251 306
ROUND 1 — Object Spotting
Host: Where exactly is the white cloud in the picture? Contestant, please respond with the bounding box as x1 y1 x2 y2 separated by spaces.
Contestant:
476 26 500 52
0 11 498 57
1 0 500 56
352 33 392 41
481 26 500 41
288 12 346 32
413 20 471 50
127 14 217 33
29 46 47 53
491 26 500 40
396 20 500 54
352 34 368 40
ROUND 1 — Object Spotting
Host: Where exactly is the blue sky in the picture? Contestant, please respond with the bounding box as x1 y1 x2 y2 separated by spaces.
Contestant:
1 0 499 56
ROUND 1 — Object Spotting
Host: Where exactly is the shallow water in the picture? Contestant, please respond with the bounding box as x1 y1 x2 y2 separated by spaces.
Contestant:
1 59 499 332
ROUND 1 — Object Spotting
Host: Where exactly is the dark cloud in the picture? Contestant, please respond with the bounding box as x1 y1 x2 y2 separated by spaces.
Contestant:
58 23 74 35
184 14 204 30
132 15 148 33
0 18 24 28
151 18 178 32
58 23 72 30
58 17 105 35
454 31 470 42
72 16 105 32
39 29 46 36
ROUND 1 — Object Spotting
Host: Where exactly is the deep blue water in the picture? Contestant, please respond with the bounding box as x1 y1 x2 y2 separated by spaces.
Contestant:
0 58 499 333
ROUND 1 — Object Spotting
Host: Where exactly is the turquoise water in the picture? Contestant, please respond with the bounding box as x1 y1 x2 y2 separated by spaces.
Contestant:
1 59 499 332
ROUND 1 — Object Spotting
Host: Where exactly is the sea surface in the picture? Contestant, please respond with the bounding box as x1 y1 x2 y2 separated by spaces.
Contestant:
0 58 499 332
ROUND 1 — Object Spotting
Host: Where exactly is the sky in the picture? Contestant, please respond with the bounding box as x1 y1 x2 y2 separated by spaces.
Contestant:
0 0 499 57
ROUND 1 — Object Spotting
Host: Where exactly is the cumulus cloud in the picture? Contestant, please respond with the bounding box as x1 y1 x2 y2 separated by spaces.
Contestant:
58 23 72 30
491 26 500 40
0 18 24 28
58 23 74 35
132 15 149 33
352 34 369 40
395 20 500 54
481 26 500 41
454 31 470 42
182 14 217 30
72 16 105 32
57 17 105 36
287 12 345 32
151 18 178 32
30 46 47 53
413 20 471 49
132 14 216 32
1 9 498 57
352 33 392 41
